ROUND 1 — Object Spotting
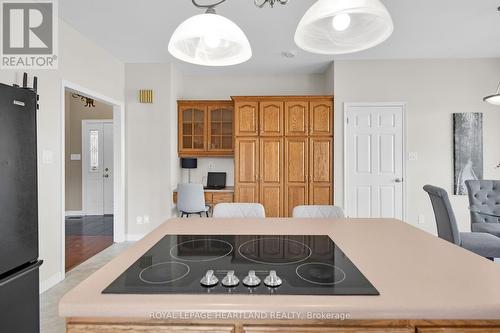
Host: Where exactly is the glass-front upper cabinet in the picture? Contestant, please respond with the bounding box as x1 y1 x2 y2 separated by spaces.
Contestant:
178 101 234 157
208 102 234 153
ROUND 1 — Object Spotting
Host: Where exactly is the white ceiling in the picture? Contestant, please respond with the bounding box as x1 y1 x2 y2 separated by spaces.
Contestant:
60 0 500 74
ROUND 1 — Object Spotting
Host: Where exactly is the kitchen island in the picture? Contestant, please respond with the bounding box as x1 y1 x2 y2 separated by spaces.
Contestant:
60 218 500 332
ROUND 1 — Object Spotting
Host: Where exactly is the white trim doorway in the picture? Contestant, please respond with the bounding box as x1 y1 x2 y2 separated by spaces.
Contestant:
343 102 408 221
61 80 125 281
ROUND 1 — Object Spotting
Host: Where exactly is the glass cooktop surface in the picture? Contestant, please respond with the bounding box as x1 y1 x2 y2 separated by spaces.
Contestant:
103 235 379 296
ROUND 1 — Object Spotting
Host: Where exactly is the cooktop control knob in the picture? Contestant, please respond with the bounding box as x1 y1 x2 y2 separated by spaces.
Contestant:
243 270 261 287
221 270 240 287
200 270 218 287
264 270 282 288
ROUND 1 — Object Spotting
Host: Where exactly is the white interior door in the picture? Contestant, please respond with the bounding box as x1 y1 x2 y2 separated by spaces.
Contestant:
82 120 113 215
345 104 405 219
103 123 114 215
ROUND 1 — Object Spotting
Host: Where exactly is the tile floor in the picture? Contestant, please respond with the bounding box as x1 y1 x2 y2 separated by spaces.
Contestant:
41 241 132 333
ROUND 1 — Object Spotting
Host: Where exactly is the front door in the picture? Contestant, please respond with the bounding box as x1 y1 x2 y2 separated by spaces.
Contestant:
82 120 113 215
345 104 405 219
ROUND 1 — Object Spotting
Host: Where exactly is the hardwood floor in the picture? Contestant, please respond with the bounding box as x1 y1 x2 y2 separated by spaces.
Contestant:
65 215 114 272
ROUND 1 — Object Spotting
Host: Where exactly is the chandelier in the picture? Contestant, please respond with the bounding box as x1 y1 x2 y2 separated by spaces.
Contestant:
254 0 289 8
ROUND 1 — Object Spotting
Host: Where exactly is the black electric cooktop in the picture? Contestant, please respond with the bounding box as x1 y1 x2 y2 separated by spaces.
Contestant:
103 235 379 296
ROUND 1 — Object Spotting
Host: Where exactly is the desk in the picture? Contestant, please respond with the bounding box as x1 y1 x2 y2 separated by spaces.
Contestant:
173 186 235 205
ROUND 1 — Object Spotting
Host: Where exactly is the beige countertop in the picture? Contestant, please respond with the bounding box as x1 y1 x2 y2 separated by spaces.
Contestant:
59 218 500 320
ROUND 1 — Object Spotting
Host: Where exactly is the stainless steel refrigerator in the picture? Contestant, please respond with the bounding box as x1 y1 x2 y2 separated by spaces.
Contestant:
0 82 42 332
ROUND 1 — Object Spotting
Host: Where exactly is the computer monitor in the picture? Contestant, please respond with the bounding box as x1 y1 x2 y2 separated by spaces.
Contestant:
206 172 226 189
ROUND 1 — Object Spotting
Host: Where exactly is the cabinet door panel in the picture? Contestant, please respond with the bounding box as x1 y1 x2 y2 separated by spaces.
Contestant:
260 101 283 136
285 101 309 136
285 138 309 217
208 103 234 154
260 138 283 217
310 100 333 136
417 329 500 333
235 138 259 203
235 102 259 136
68 324 235 333
244 327 412 333
309 137 333 205
178 104 207 154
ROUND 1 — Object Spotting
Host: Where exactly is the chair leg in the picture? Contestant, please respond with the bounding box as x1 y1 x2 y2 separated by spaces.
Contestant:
206 211 209 218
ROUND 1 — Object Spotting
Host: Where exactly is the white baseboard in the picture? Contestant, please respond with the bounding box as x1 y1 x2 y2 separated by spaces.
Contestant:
126 234 145 242
65 211 84 217
40 271 64 294
495 258 500 264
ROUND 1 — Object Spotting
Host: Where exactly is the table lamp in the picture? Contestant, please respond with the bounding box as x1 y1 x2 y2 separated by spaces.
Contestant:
181 158 197 183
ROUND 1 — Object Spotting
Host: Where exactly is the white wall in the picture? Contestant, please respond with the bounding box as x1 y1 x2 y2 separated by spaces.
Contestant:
177 72 330 189
125 63 178 238
0 21 124 288
334 59 500 234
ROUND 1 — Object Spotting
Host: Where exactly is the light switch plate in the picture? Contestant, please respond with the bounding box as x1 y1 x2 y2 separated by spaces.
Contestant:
70 154 81 161
408 152 418 161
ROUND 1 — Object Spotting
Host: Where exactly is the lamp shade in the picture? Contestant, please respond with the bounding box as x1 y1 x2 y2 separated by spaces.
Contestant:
168 13 252 66
181 158 198 169
294 0 394 55
484 82 500 106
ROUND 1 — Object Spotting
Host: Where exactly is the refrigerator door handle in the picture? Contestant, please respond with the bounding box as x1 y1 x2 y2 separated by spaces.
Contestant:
0 260 42 287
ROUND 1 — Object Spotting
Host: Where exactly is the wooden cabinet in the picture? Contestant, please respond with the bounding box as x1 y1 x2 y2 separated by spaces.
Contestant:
260 101 284 136
234 96 333 217
243 328 412 333
285 101 309 136
284 137 309 217
235 101 259 137
178 101 233 157
310 100 333 136
417 329 500 333
68 324 235 333
259 138 284 217
235 137 260 203
309 137 333 205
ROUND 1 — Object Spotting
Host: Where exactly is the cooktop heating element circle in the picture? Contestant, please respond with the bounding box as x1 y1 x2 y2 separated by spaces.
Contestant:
139 261 190 284
170 238 234 262
295 262 346 285
238 237 312 265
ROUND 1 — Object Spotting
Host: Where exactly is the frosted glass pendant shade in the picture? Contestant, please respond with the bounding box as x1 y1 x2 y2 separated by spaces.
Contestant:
168 13 252 66
294 0 394 55
484 82 500 106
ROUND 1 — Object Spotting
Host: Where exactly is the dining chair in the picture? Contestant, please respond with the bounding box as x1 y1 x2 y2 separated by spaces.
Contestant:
292 205 345 218
212 203 266 218
177 183 210 218
465 180 500 238
423 185 500 259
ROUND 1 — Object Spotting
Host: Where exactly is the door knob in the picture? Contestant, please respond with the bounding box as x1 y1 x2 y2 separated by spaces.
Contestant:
395 178 403 183
105 168 109 171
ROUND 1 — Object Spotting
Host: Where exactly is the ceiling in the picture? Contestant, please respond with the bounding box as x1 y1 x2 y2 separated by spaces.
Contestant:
60 0 500 74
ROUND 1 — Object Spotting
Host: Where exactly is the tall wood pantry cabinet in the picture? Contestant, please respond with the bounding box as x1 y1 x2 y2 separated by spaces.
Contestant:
233 96 334 217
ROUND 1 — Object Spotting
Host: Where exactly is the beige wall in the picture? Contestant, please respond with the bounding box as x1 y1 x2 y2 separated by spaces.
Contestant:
0 20 124 287
64 91 113 212
334 59 500 234
125 63 176 238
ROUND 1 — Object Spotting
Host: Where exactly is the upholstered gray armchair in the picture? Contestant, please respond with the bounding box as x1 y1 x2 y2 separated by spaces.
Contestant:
423 185 500 259
465 180 500 238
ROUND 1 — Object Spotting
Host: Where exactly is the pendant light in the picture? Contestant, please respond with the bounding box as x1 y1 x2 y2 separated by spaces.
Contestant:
294 0 394 55
483 82 500 106
168 0 252 66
